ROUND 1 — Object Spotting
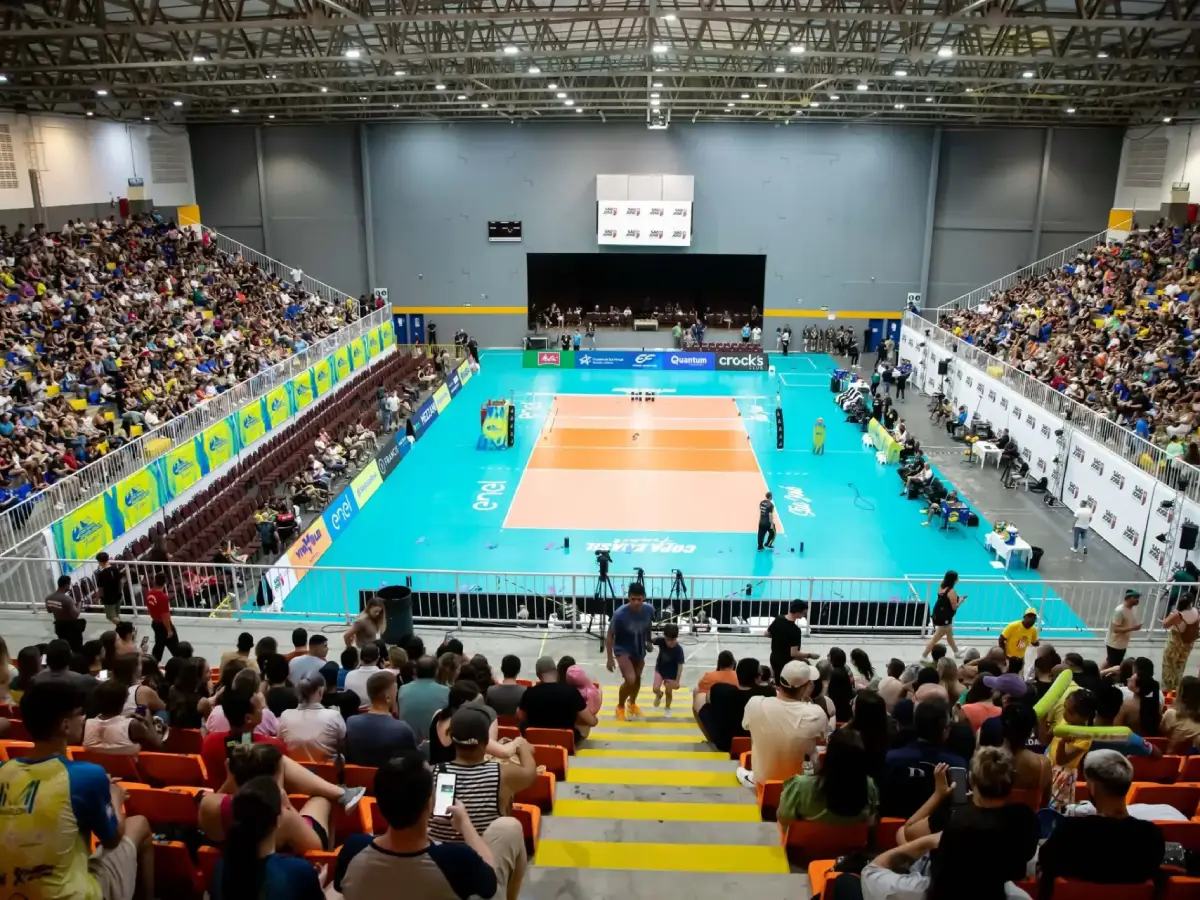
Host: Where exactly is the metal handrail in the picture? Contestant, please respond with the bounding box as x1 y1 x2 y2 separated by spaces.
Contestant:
0 225 384 553
904 309 1200 502
932 218 1133 313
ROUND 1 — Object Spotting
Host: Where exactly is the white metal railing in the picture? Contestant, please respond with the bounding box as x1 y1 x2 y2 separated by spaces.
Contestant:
932 220 1133 313
0 227 386 553
0 558 1173 641
905 309 1200 502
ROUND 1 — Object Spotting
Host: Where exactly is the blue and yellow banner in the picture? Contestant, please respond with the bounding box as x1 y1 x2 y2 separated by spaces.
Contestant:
237 400 267 449
313 359 333 397
378 323 394 349
350 460 383 508
55 494 113 566
458 360 474 386
203 417 237 470
868 419 901 465
333 347 351 384
114 467 161 534
433 384 452 413
292 370 315 411
350 338 366 371
164 439 203 497
366 328 381 359
265 386 291 430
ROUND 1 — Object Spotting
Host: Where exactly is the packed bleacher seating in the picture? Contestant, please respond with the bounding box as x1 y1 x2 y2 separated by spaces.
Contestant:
7 589 1200 900
0 216 374 506
935 223 1200 464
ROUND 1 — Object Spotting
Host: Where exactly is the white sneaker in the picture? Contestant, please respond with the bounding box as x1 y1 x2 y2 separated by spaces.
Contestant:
663 709 673 718
735 766 756 790
1070 547 1077 553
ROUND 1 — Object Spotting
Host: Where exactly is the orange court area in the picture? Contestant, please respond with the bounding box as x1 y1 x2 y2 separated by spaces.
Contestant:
504 395 775 533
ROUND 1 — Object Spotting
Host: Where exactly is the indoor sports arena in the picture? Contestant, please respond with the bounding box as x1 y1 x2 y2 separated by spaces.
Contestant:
0 5 1198 899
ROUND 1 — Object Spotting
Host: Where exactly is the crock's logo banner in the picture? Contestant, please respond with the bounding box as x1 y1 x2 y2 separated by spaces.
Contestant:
715 352 768 371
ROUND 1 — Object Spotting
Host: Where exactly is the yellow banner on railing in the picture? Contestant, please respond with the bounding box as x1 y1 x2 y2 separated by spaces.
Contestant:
350 338 366 371
114 467 160 533
58 494 113 563
293 370 315 411
313 359 333 397
203 418 237 470
333 347 351 383
165 439 203 496
265 385 291 429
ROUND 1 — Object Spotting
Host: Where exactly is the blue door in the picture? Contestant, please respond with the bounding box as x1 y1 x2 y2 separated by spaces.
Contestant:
884 319 901 345
866 318 883 352
393 314 408 345
409 314 426 345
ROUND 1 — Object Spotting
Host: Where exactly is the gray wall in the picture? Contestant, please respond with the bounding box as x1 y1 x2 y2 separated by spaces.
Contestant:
190 122 1124 344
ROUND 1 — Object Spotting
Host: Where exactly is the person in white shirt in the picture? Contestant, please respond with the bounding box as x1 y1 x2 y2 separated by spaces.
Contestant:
1071 499 1093 555
344 643 385 710
735 660 828 789
1105 589 1143 668
278 673 347 762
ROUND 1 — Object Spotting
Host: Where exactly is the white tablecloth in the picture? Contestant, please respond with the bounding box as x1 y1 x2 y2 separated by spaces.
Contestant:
971 441 1002 468
984 531 1033 569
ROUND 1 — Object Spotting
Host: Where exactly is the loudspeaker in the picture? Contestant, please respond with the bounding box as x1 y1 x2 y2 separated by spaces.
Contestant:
507 402 516 447
775 407 785 450
1181 522 1199 552
937 360 949 376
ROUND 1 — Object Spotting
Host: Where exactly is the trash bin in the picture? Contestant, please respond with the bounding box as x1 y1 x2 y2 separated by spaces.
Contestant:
1029 546 1044 570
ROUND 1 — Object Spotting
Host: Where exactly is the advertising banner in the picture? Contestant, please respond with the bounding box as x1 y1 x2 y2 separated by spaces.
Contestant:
322 486 359 539
265 386 291 431
380 322 395 349
1143 485 1200 579
458 360 473 385
350 460 383 508
433 384 452 412
447 368 462 397
367 328 382 359
350 338 366 371
235 400 266 451
412 397 439 439
375 432 411 481
522 350 574 369
261 564 299 608
55 494 113 564
333 347 351 384
114 466 161 534
203 417 237 471
597 200 692 247
286 517 333 581
714 351 769 372
1062 431 1155 566
292 370 315 411
313 359 334 397
868 419 901 464
575 350 661 370
663 352 716 371
164 439 203 498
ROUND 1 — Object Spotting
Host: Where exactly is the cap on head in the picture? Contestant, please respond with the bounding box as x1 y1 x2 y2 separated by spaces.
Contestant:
450 706 493 747
1125 588 1142 601
778 661 813 690
982 673 1028 697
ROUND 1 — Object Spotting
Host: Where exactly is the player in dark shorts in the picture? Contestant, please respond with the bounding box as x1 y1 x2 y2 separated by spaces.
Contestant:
922 569 964 660
757 492 777 551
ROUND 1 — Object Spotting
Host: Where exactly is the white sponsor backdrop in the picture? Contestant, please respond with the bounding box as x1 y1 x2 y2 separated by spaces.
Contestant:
1060 431 1155 567
900 324 1200 573
597 201 692 247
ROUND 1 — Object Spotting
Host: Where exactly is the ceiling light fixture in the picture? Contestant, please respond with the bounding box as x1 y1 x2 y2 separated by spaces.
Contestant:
503 46 519 55
1065 107 1076 114
775 65 786 73
829 93 839 100
548 82 558 90
650 92 660 98
894 103 905 109
528 65 541 74
143 116 150 121
937 47 954 58
457 94 467 100
173 100 183 106
344 48 360 58
663 12 677 20
556 91 567 98
925 96 933 102
320 86 329 92
435 83 446 90
86 111 93 116
895 69 908 77
1022 70 1034 78
856 82 868 90
1164 116 1173 123
726 102 735 108
481 102 490 108
652 44 669 53
192 55 206 62
789 45 805 54
965 87 974 93
741 92 750 98
359 95 367 100
0 75 7 83
653 81 663 87
1097 51 1109 58
267 74 277 79
95 88 108 96
268 114 275 118
576 107 583 113
231 108 240 114
650 99 661 106
810 101 820 107
392 103 399 108
564 98 574 105
394 70 405 76
757 82 767 88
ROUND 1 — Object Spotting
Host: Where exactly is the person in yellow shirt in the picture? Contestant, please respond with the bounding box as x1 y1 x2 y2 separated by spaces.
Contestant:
999 608 1040 676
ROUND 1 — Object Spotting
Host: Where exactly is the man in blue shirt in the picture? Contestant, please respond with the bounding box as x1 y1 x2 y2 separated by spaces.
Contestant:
0 679 155 900
605 583 655 721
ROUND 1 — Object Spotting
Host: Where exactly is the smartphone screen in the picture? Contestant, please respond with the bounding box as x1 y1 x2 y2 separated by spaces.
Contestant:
948 766 970 805
433 773 456 818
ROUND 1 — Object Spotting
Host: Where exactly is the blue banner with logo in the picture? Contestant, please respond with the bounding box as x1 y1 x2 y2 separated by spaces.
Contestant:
663 352 716 371
322 486 359 539
375 432 411 480
412 397 438 439
574 350 662 370
446 368 462 397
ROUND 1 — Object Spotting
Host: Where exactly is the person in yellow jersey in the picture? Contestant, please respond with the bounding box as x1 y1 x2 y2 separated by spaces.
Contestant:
813 417 826 455
999 608 1040 676
0 679 155 900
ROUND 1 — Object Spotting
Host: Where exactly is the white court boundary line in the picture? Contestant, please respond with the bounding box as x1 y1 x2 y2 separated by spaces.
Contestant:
778 372 832 387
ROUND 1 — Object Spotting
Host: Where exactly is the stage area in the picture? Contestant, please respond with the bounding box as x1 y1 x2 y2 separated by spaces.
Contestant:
282 349 1087 635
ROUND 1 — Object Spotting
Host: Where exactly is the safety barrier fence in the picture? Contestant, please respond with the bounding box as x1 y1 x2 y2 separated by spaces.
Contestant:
902 310 1200 503
931 219 1132 313
0 227 388 554
0 559 1176 641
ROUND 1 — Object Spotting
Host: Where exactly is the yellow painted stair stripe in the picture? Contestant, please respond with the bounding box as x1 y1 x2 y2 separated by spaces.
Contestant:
567 767 740 787
586 729 705 742
576 748 727 760
536 840 789 873
594 719 700 729
553 798 760 822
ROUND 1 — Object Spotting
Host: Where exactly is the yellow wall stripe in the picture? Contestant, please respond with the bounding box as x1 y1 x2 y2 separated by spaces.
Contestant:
536 839 789 873
566 767 739 787
552 798 761 822
391 306 527 315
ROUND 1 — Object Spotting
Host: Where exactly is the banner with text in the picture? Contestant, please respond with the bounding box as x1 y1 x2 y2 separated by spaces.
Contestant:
597 200 692 247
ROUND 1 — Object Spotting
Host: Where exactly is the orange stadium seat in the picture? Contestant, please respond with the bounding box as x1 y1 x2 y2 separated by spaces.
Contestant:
363 797 388 835
1155 820 1200 851
511 802 541 857
730 736 751 759
1128 783 1200 817
524 728 575 755
0 740 34 761
138 752 209 788
198 845 221 893
74 748 141 782
1163 876 1200 900
757 781 783 822
299 761 338 782
497 715 519 729
1131 755 1183 784
532 743 568 781
497 726 521 741
152 841 201 896
807 860 841 900
163 728 204 755
343 764 377 795
121 784 202 828
1182 759 1200 783
779 820 869 863
0 719 30 741
874 818 905 850
1052 880 1153 900
514 771 556 812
